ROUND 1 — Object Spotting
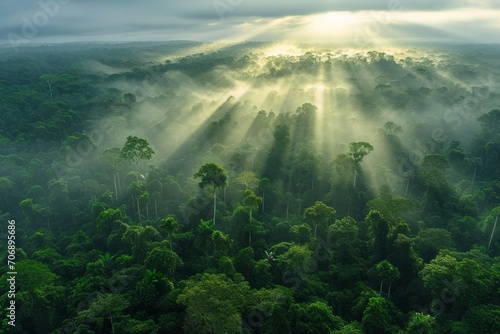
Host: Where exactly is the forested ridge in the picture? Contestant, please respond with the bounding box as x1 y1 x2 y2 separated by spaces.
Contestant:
0 42 499 333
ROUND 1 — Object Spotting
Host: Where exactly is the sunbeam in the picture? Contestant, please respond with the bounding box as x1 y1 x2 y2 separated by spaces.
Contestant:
2 0 500 331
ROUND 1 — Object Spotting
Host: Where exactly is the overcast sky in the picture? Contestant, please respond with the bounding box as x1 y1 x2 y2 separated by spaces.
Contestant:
1 0 499 46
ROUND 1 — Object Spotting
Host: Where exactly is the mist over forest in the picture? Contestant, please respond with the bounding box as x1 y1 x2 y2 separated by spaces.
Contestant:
0 41 499 333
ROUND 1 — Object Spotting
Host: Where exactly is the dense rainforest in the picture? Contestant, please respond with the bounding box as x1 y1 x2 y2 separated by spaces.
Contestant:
0 41 499 333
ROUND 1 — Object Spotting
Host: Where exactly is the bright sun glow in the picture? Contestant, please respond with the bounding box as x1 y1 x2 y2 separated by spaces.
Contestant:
304 83 329 92
304 11 365 41
261 43 304 57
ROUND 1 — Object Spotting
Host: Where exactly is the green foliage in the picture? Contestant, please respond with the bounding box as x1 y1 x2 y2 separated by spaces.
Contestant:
290 223 312 244
375 260 400 291
289 301 343 333
243 189 262 214
160 215 179 250
177 274 251 334
420 252 493 313
361 297 394 334
145 246 183 277
14 260 57 292
193 162 228 190
367 196 409 224
96 208 126 236
276 244 315 279
120 135 155 165
366 210 390 263
383 121 402 135
422 154 450 172
452 304 500 333
477 108 500 133
406 312 435 334
413 228 455 262
76 294 131 334
121 225 162 262
332 322 364 334
349 142 374 166
304 201 336 237
2 44 500 334
32 247 62 265
236 171 259 190
193 162 228 225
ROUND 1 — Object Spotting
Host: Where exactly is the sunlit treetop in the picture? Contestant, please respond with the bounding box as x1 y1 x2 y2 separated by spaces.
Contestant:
193 162 228 189
120 135 155 164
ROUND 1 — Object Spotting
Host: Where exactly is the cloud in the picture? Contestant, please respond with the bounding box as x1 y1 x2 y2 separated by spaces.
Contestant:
0 0 499 44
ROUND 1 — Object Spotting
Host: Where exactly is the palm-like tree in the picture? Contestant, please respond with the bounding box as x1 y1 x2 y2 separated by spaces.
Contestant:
160 215 178 250
211 230 231 253
243 189 262 245
120 135 155 182
193 219 215 256
193 162 227 226
376 260 400 298
103 148 124 203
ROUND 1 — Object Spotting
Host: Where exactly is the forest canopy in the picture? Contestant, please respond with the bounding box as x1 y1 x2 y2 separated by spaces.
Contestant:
0 42 499 333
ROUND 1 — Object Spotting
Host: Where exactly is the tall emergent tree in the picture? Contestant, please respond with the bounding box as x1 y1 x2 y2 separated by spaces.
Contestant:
120 135 155 182
375 260 400 298
349 141 374 188
177 274 250 334
304 201 336 238
103 147 124 203
487 206 500 252
160 215 178 251
193 163 227 226
242 189 262 245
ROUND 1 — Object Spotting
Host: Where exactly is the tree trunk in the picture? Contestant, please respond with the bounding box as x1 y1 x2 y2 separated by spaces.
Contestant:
213 189 217 226
388 282 392 299
155 199 158 221
146 203 149 219
286 201 289 220
46 80 53 100
405 179 409 196
314 224 318 238
110 316 115 334
137 198 141 221
471 167 477 187
353 169 358 188
117 172 122 193
262 192 265 214
249 211 252 246
488 215 498 252
379 279 384 295
113 174 118 203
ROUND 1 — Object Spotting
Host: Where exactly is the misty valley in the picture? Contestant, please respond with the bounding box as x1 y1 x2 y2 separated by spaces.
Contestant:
0 41 499 333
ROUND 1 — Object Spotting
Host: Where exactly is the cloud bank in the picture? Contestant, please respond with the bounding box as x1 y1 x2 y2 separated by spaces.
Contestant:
0 0 499 45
